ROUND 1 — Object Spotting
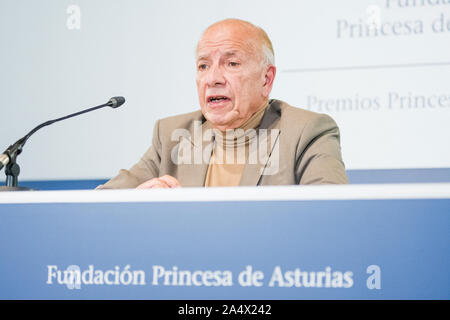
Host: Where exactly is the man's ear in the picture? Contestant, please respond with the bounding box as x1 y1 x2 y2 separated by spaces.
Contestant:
262 65 276 97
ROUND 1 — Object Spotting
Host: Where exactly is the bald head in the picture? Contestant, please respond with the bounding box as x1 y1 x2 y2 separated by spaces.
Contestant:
198 19 275 66
195 19 277 130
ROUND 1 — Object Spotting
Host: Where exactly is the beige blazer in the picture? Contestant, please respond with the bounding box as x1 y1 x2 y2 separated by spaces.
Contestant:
98 99 348 189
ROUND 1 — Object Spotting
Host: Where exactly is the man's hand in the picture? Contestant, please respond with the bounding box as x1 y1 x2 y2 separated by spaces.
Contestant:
136 175 181 189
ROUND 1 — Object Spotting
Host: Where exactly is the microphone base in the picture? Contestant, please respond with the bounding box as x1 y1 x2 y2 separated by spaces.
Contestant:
0 186 34 192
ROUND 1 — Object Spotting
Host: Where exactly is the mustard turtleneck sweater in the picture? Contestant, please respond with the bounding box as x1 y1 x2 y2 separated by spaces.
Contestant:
204 105 267 187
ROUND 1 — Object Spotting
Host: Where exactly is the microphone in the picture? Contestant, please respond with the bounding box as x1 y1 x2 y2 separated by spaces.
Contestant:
0 96 126 186
108 96 125 108
0 154 8 171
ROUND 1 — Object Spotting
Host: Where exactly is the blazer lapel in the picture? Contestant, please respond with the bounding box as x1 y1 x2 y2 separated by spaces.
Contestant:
176 119 213 187
239 100 282 186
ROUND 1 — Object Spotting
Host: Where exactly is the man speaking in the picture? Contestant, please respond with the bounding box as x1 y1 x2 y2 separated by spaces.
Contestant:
98 19 348 189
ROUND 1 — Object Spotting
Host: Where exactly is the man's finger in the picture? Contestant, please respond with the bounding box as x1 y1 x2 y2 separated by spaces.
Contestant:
136 178 170 189
158 175 181 188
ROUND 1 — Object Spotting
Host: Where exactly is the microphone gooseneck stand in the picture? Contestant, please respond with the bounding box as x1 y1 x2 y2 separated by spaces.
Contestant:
0 96 125 191
0 142 27 191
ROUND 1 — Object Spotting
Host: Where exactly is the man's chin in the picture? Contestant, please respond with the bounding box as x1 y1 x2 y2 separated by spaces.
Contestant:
204 113 235 129
204 108 229 120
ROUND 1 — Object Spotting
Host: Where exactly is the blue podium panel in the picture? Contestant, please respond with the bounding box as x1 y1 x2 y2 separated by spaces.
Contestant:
0 185 449 299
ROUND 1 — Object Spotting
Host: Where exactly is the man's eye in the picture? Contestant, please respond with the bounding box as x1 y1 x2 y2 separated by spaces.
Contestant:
198 64 208 70
228 61 240 67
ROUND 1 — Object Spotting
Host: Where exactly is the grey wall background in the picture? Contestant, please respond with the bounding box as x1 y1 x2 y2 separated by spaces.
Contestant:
1 0 449 180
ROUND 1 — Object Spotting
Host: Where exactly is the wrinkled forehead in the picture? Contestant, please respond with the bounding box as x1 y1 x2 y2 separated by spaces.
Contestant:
196 25 260 59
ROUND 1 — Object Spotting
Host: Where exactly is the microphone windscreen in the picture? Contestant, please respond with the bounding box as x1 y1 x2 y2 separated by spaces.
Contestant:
109 96 126 108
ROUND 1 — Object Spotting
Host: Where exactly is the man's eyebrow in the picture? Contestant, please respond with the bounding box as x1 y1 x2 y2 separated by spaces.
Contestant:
197 54 208 61
197 50 240 61
223 50 239 57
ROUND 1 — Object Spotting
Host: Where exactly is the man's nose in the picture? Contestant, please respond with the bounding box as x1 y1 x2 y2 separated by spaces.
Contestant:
206 65 225 87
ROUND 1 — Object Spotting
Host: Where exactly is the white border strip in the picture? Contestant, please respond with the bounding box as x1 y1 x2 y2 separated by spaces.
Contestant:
0 183 449 204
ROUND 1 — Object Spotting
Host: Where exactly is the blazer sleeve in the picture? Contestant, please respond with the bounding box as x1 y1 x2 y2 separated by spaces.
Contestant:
295 114 349 184
96 120 162 189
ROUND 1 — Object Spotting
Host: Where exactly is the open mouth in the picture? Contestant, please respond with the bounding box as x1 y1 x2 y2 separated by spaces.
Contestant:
207 96 231 104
